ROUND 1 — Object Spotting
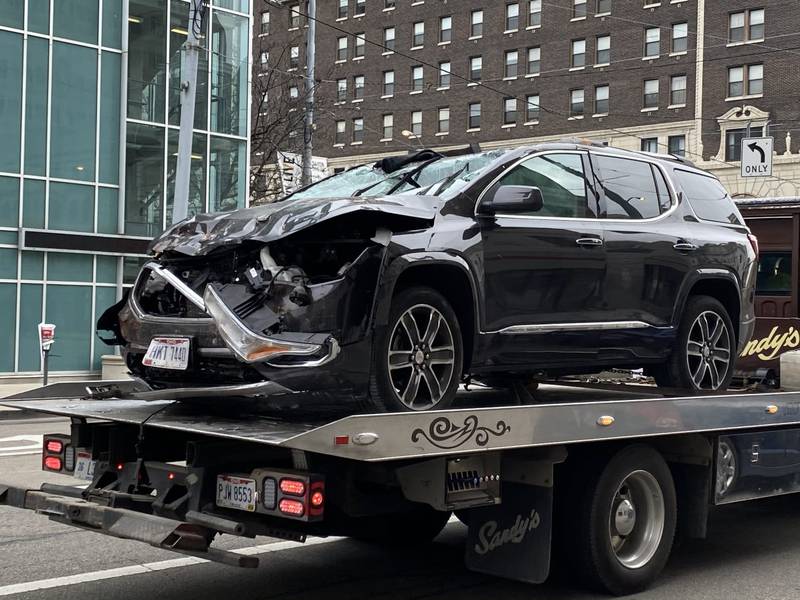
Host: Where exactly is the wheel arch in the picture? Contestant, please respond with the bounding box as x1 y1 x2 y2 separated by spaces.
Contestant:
676 269 742 346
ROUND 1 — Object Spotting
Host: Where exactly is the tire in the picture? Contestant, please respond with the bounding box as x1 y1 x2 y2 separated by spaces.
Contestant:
572 445 677 596
345 506 452 546
369 286 463 412
654 295 736 393
715 436 738 499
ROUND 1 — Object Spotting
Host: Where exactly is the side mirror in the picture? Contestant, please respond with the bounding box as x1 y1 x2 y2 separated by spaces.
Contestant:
481 185 543 215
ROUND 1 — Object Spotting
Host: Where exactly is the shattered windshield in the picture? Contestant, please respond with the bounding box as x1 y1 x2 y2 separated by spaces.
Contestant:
423 149 512 198
284 165 388 200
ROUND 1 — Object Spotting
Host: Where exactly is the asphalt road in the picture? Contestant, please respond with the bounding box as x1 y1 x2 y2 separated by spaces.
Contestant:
4 416 800 599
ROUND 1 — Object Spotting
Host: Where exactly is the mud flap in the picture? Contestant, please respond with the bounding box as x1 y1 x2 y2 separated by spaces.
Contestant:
464 481 553 584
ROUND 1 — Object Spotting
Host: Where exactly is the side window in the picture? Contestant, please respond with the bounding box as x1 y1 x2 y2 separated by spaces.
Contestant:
653 166 672 213
757 252 792 296
674 170 743 225
487 153 594 218
595 155 661 219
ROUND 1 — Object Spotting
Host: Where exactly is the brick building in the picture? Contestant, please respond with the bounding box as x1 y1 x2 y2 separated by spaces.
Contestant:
253 0 800 198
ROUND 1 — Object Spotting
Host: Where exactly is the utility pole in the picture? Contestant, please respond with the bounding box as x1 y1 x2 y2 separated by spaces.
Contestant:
301 0 316 186
172 0 204 225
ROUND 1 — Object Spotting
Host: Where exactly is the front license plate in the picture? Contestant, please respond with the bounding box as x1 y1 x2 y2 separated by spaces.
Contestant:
216 475 257 512
142 337 190 370
74 452 96 481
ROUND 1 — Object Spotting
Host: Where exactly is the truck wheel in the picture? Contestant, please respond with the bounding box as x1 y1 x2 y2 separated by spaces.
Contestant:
654 295 735 393
369 286 463 412
716 436 738 499
574 445 676 595
346 506 452 546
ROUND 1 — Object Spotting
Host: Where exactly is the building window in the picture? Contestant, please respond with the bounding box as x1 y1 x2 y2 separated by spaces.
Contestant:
595 84 609 114
471 9 484 37
469 102 481 129
354 75 365 100
337 78 347 102
470 56 482 81
289 46 300 69
670 74 687 105
354 33 365 58
668 135 686 157
337 37 348 61
352 118 364 143
335 121 346 145
411 110 422 136
573 0 587 18
439 61 451 88
529 0 542 27
730 9 765 43
506 3 520 30
413 21 424 47
338 0 348 19
384 27 395 51
527 47 541 75
640 137 658 153
505 50 519 78
596 35 610 64
411 66 424 92
355 0 365 16
383 114 393 139
504 97 517 124
289 85 299 98
596 0 611 14
672 22 688 53
643 79 659 108
526 94 540 121
570 89 584 117
645 27 660 57
440 16 452 43
260 51 268 67
385 0 395 8
289 4 301 28
383 70 395 96
728 64 763 98
571 39 586 68
438 107 450 134
260 12 270 34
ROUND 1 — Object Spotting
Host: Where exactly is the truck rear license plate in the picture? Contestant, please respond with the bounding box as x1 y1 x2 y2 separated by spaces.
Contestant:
142 337 190 370
216 475 257 512
73 452 96 481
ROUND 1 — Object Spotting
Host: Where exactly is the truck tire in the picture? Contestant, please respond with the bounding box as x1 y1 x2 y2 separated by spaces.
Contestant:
573 445 677 595
369 286 463 412
654 295 735 393
345 506 452 546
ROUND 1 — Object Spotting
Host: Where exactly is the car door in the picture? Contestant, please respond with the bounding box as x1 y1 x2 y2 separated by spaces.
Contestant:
478 151 609 367
592 153 694 358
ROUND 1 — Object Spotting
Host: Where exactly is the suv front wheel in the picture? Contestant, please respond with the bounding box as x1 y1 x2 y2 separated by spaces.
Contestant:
654 295 735 393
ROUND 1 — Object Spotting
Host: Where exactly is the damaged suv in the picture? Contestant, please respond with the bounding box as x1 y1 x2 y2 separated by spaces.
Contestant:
100 142 757 413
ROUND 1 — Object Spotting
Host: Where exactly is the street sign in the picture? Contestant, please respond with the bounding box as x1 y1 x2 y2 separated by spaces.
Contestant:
741 136 773 177
38 323 55 351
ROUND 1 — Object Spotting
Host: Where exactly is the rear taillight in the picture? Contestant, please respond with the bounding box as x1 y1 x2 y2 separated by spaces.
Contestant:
46 440 63 453
279 499 305 516
250 469 324 521
44 456 62 471
747 233 759 258
42 434 71 473
279 478 306 496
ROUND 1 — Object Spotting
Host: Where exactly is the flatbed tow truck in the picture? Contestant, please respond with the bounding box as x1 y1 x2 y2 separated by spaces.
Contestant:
4 380 800 595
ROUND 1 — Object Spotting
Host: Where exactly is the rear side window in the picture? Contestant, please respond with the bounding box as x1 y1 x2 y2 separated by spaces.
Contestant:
757 252 792 296
674 170 743 225
594 156 664 219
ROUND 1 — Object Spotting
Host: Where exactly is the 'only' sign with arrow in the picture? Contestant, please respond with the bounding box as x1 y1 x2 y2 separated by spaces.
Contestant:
741 136 774 177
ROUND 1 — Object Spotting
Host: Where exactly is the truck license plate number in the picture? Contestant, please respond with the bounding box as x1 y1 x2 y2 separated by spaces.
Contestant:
142 337 190 370
216 476 257 512
73 452 96 481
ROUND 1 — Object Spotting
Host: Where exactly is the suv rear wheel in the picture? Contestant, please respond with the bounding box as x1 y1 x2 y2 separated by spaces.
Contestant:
654 295 735 392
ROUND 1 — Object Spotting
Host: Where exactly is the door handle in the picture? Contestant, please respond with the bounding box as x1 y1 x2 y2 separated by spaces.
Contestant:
576 237 603 247
673 241 699 252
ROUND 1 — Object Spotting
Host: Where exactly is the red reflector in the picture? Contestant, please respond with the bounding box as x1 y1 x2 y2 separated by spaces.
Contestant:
46 440 64 454
44 456 62 471
310 491 324 508
280 479 306 496
279 499 305 516
168 472 175 480
116 463 125 471
334 435 349 445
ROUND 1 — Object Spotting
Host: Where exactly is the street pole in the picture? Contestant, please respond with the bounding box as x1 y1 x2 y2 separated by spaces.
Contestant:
172 0 204 225
301 0 316 186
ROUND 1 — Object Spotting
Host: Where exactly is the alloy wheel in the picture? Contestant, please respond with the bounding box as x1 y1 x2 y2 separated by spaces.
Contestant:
608 470 666 570
716 438 737 498
686 310 732 390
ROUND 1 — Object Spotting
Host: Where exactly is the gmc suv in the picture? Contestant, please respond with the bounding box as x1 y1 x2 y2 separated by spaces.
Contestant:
99 142 757 413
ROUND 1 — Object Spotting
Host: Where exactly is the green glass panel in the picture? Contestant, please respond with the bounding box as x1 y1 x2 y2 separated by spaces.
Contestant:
18 284 43 372
0 231 17 245
53 0 98 44
125 122 164 236
47 253 93 282
96 255 117 283
51 42 96 181
214 0 248 12
0 0 23 28
209 136 245 212
0 283 15 372
102 0 123 48
0 31 22 173
123 256 147 284
28 0 50 34
22 179 45 228
49 182 94 232
93 286 117 369
210 12 248 136
0 249 17 278
97 187 119 234
21 251 44 280
168 1 208 129
24 37 48 176
0 176 19 227
166 130 207 223
100 52 121 184
45 285 92 371
128 0 167 122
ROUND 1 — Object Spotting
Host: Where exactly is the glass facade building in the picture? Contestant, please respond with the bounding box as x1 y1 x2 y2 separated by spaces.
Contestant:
0 0 250 376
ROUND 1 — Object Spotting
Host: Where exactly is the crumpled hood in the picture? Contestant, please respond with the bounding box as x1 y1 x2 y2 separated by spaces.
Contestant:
149 195 439 257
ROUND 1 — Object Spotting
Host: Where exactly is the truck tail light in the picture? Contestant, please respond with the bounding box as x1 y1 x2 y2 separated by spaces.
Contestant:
279 478 306 496
46 440 64 453
42 434 71 473
279 499 305 516
44 456 62 471
747 233 759 258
